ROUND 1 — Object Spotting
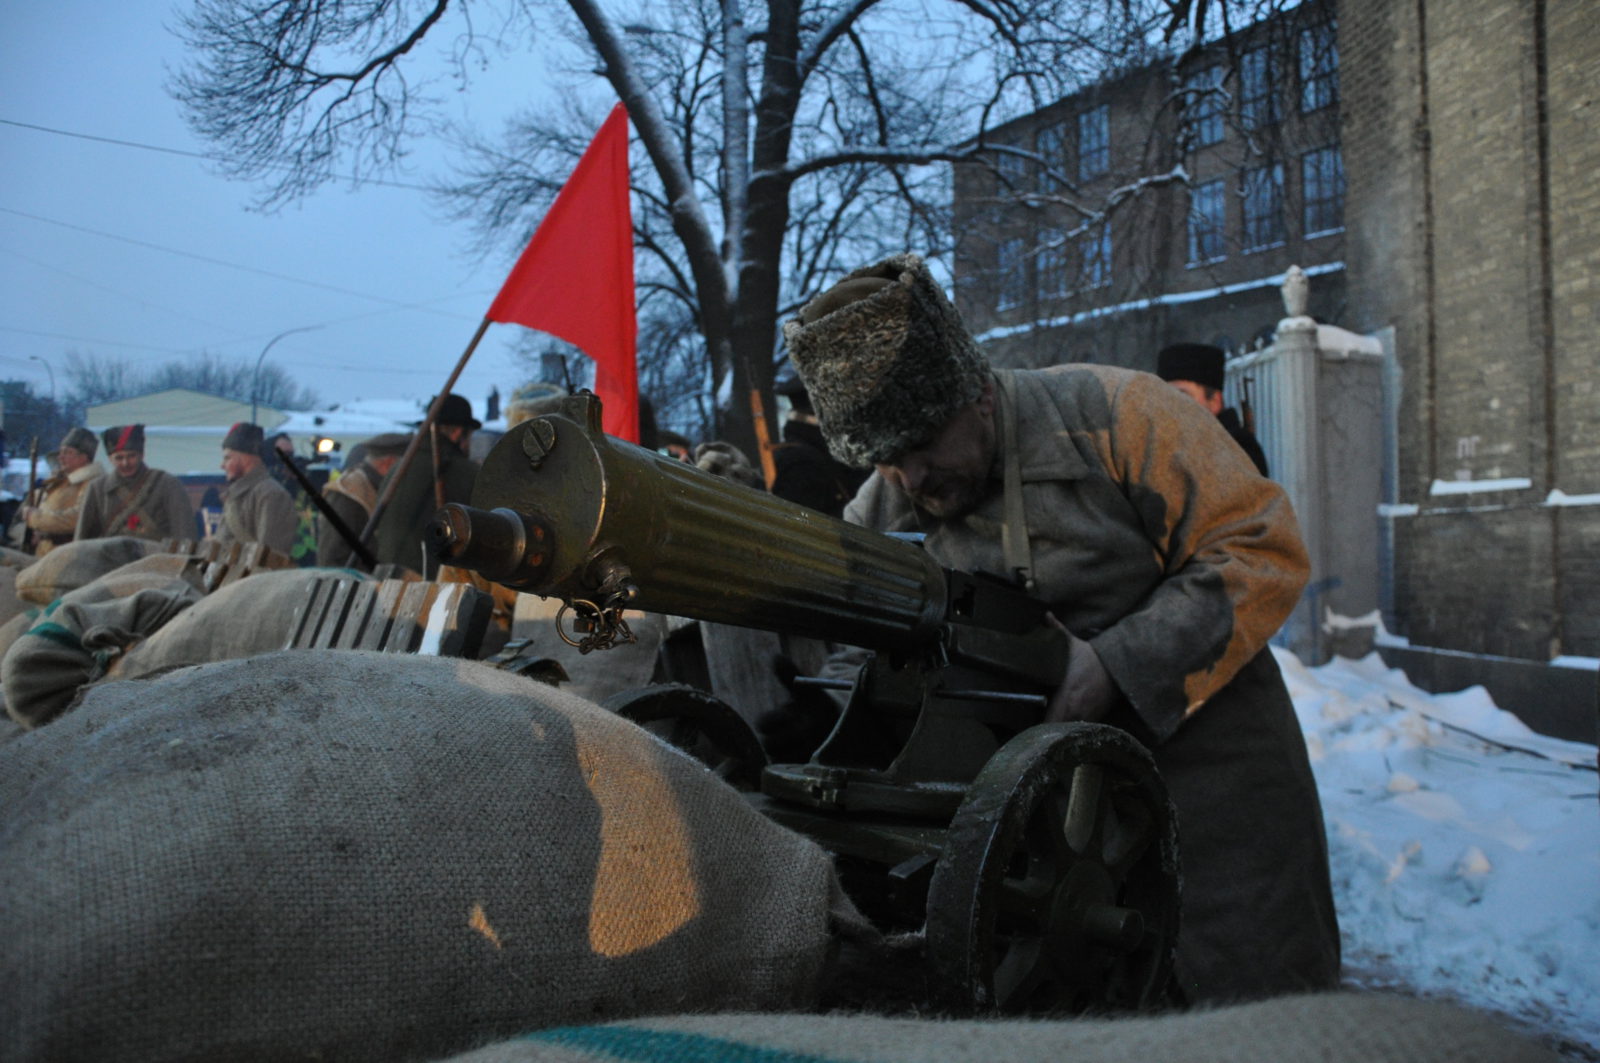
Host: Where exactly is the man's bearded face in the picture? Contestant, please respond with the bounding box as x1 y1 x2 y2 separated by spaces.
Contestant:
873 385 996 519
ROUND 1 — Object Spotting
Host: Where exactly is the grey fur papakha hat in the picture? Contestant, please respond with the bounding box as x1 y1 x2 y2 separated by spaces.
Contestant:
782 252 989 468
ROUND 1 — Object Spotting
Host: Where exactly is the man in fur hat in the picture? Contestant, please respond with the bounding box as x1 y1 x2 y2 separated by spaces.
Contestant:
316 432 409 569
213 422 298 556
372 394 480 578
21 427 106 555
75 425 195 544
783 252 1338 1006
1156 342 1269 476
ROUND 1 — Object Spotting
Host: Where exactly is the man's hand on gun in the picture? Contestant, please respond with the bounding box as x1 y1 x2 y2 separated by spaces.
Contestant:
1043 613 1117 724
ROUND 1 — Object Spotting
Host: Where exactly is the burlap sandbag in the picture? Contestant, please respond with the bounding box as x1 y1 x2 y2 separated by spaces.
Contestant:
0 544 37 569
0 651 846 1062
12 535 158 604
0 608 38 665
1 557 206 728
435 993 1559 1063
0 565 28 626
112 567 375 678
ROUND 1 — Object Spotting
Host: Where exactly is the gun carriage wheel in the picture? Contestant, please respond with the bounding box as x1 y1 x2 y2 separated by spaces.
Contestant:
925 722 1179 1014
603 684 768 792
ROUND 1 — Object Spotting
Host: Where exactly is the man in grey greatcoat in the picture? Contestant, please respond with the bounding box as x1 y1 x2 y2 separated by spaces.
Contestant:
783 252 1339 1006
75 425 195 544
213 422 298 556
315 432 409 569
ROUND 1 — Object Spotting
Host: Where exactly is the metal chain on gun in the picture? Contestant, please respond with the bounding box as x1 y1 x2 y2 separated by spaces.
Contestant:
554 592 637 654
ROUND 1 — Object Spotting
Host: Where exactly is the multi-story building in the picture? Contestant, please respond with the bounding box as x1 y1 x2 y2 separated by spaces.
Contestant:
953 0 1344 371
950 0 1598 732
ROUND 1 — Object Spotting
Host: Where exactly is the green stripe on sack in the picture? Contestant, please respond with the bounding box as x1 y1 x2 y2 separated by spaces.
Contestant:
26 621 82 651
524 1026 850 1063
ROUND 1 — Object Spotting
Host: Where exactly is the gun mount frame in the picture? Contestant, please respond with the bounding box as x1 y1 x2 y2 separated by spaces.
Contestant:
430 394 1180 1014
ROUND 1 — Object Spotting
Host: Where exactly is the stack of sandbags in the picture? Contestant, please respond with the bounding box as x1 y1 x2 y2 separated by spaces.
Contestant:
0 651 850 1061
111 567 375 678
11 535 159 605
432 993 1560 1063
2 552 207 727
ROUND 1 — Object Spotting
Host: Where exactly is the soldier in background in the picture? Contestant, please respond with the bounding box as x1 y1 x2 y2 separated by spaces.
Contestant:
21 427 105 556
75 425 194 543
770 374 868 518
213 422 298 556
1156 343 1269 476
372 394 479 578
316 432 409 569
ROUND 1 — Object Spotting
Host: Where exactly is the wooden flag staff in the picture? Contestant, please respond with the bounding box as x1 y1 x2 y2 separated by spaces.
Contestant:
345 318 491 569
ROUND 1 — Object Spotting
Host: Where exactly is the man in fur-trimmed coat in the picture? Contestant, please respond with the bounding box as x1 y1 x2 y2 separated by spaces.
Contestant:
784 253 1340 1007
21 427 105 556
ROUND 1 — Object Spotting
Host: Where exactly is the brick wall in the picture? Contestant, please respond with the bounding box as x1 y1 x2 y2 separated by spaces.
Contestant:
1342 0 1599 674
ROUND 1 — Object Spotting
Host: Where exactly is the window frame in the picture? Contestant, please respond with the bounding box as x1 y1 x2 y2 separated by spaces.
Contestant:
1182 65 1226 149
1187 178 1228 265
1240 46 1281 131
1301 145 1346 237
1299 21 1339 113
1240 163 1286 252
997 237 1027 310
1077 104 1111 180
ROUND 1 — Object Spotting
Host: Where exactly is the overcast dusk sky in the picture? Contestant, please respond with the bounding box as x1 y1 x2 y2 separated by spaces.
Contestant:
0 0 577 418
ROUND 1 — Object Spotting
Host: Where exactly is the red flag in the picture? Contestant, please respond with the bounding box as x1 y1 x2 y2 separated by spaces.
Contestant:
487 103 637 441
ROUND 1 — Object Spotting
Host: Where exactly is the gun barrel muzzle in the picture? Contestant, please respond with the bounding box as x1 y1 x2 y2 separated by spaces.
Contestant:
427 503 553 587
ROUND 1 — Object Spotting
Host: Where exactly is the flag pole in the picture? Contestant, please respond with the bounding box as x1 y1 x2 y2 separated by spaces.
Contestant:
346 317 493 570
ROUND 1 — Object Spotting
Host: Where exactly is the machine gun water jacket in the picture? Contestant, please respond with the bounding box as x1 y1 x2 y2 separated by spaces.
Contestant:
844 364 1341 1005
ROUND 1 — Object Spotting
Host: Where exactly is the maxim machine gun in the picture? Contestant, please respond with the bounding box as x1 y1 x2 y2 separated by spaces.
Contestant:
430 394 1180 1015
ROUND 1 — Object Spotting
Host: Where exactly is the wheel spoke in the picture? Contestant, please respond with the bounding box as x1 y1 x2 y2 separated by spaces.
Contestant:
1062 763 1105 857
991 934 1049 1009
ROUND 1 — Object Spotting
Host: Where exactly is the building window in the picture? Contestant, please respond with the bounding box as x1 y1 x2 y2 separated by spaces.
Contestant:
996 147 1027 192
1038 231 1071 299
1077 105 1110 180
1241 163 1285 251
1188 179 1227 264
1240 47 1280 130
1302 145 1346 235
997 238 1026 309
1182 66 1225 148
1299 21 1339 112
1036 122 1068 190
1080 225 1112 289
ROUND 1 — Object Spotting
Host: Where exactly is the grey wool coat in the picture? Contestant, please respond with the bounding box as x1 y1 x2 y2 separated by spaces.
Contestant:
216 464 299 557
75 465 195 545
845 364 1341 1005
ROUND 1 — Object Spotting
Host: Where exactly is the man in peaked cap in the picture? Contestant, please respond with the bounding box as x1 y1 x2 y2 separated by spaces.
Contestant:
783 252 1338 1006
1156 342 1269 476
371 394 480 577
75 425 195 544
212 422 298 556
21 427 106 556
316 431 409 569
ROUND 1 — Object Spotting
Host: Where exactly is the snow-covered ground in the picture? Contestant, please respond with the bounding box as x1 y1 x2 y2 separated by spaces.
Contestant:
1281 649 1598 1057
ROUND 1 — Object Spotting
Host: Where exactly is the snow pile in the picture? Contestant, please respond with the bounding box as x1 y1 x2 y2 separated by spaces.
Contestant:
1280 648 1599 1054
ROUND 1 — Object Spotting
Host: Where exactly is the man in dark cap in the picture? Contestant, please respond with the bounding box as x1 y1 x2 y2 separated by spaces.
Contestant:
783 252 1337 1006
372 394 479 577
1155 342 1269 476
21 427 106 556
316 432 410 569
213 422 298 555
769 374 869 518
75 425 195 543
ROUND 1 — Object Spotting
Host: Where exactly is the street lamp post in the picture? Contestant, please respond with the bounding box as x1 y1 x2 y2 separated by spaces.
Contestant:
29 355 56 443
251 326 323 424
